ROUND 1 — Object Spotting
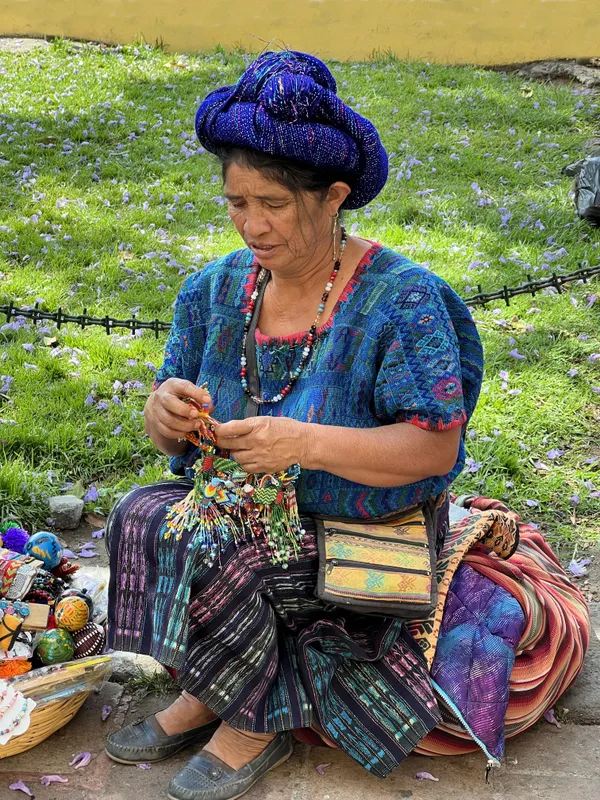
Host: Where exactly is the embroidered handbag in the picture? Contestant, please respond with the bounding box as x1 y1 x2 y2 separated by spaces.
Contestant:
313 496 442 619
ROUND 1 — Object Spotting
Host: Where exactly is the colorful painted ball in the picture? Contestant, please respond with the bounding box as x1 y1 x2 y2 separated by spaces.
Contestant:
72 622 106 659
55 597 90 632
59 588 94 616
36 629 74 665
24 531 64 570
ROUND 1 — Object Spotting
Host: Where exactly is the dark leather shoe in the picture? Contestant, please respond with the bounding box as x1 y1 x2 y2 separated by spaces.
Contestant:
167 732 293 800
106 714 221 765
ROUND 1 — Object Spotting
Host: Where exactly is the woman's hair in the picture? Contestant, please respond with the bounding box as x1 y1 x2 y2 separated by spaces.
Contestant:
215 146 341 203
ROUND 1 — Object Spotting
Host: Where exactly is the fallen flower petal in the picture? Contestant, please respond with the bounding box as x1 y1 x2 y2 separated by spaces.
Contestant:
9 782 34 797
568 557 590 577
40 776 69 786
544 708 561 729
525 499 539 508
62 549 78 559
509 349 527 360
138 763 152 770
415 772 440 782
315 763 331 776
101 705 112 721
69 751 92 769
91 528 104 539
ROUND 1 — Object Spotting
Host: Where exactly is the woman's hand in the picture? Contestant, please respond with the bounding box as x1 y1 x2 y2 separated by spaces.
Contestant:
215 417 310 474
144 379 214 455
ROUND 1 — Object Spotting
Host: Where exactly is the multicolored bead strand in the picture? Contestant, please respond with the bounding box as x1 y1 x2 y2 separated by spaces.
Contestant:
240 227 347 405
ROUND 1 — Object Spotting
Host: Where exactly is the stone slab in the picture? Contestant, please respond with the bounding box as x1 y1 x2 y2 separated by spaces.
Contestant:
0 685 598 800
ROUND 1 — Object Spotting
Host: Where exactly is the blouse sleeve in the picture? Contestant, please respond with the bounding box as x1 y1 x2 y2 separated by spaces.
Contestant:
152 272 208 475
152 272 207 392
374 271 481 432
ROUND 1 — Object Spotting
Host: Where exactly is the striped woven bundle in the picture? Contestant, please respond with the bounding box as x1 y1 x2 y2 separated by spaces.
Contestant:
415 496 591 757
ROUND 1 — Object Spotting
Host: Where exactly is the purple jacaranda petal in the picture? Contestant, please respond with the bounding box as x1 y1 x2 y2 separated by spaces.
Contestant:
534 461 550 471
589 354 600 362
587 295 597 308
138 763 152 770
101 705 112 721
570 494 580 506
78 549 98 558
84 486 99 503
509 349 527 360
97 401 109 410
499 370 509 381
69 751 92 769
91 528 105 539
568 557 590 577
415 772 440 782
593 387 600 395
315 763 331 776
9 782 34 797
40 776 68 786
526 499 539 508
547 449 564 460
84 394 95 406
568 369 579 377
544 708 561 729
507 389 522 395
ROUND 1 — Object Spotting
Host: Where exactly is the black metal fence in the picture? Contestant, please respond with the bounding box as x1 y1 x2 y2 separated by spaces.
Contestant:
1 263 598 338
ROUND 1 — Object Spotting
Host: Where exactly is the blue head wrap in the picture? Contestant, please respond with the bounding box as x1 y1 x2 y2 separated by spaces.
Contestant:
195 51 388 209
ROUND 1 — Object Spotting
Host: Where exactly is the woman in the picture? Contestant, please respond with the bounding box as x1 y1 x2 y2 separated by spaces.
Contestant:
107 50 494 799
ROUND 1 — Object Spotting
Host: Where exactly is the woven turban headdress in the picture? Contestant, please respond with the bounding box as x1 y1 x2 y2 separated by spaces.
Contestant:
195 50 389 209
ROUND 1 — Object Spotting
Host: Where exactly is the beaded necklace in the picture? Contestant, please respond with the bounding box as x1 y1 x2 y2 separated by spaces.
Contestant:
241 227 347 404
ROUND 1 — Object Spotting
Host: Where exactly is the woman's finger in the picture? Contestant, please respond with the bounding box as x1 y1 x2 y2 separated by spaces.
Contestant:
165 378 213 410
161 392 202 420
215 430 255 450
155 408 199 434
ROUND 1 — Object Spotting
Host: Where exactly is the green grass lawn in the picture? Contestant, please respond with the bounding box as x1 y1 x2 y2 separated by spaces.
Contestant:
0 41 599 548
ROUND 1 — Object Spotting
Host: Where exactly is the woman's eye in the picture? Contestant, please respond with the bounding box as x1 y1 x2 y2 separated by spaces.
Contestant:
266 203 286 210
229 202 245 210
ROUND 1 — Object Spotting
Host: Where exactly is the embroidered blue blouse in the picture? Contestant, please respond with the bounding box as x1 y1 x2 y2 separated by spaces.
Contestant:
153 243 484 518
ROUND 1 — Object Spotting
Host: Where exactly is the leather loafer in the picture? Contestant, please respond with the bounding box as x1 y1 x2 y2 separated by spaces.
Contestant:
167 731 293 800
106 714 221 765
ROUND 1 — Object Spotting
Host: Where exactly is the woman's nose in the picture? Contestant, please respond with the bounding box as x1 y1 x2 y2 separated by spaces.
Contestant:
243 209 271 238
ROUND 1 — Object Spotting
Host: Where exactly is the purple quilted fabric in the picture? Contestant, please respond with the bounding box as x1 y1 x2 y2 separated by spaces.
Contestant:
431 563 526 761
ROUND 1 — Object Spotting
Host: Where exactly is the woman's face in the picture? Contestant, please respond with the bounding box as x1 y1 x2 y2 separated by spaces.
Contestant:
223 162 345 274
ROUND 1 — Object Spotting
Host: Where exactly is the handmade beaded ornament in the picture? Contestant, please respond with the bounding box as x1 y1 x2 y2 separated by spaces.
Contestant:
163 406 304 568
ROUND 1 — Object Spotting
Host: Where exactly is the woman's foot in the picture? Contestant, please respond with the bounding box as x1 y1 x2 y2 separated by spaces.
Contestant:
105 692 220 765
156 691 218 736
168 729 293 800
203 722 277 769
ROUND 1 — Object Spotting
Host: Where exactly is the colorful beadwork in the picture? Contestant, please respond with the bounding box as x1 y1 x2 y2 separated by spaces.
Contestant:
240 228 347 405
163 407 304 568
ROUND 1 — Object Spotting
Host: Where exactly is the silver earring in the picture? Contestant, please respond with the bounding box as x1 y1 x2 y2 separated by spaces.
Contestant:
332 212 339 241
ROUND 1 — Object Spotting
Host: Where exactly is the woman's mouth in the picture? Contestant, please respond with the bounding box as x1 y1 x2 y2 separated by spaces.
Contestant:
249 243 280 258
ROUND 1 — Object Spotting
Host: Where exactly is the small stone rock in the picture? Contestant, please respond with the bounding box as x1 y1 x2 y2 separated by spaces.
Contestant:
48 495 84 529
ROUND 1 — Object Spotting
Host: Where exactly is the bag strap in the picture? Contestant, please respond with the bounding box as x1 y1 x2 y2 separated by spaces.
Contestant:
244 270 270 419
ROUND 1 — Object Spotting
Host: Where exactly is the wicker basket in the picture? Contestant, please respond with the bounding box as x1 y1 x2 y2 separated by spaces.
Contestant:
0 692 90 759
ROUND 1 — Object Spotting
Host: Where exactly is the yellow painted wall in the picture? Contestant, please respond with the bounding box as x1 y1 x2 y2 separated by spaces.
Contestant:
1 0 599 65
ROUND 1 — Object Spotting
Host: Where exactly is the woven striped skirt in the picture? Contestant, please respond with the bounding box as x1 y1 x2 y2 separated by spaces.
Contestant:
106 479 446 778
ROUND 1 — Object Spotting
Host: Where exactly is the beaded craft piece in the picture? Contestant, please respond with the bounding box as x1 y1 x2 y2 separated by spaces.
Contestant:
164 404 304 568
